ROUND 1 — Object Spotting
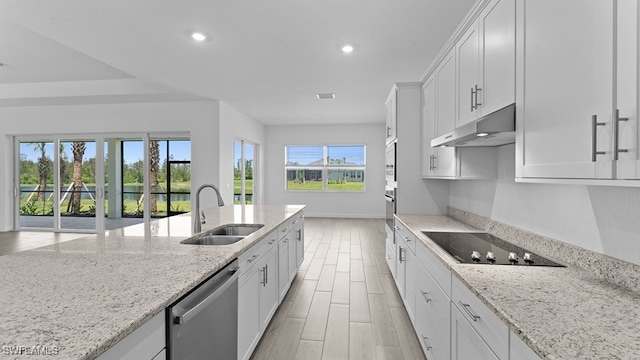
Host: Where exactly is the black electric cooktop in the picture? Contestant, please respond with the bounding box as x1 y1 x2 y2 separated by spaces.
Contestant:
422 232 565 267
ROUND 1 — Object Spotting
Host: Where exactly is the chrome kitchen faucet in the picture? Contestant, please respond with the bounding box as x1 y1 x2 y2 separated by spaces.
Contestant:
194 184 225 233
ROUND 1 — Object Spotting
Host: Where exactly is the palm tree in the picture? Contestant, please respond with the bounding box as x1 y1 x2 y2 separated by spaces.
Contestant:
70 142 86 214
149 140 160 215
33 142 51 204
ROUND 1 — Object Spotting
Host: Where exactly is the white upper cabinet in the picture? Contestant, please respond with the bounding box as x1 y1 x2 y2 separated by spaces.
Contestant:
479 0 516 115
422 48 497 180
422 50 457 178
422 75 438 177
615 0 639 179
456 0 515 128
438 49 458 136
457 23 481 127
386 88 398 145
515 0 639 180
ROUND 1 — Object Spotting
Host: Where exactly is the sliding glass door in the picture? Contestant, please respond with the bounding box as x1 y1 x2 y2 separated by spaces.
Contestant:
234 140 257 205
18 141 55 230
15 134 189 232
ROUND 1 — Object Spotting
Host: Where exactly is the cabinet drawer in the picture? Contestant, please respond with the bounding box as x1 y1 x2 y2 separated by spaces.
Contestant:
395 222 417 255
279 213 302 237
452 276 508 360
415 262 450 360
416 240 451 297
239 231 277 276
386 240 397 279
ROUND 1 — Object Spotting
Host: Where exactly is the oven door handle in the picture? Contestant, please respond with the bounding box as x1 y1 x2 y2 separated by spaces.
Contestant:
172 264 239 326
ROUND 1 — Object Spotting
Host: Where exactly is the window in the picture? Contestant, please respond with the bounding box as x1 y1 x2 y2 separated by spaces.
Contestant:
285 145 365 192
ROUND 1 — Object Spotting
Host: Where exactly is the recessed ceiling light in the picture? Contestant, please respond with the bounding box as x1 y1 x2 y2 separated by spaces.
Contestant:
316 93 335 100
191 32 208 42
341 45 354 53
477 132 489 137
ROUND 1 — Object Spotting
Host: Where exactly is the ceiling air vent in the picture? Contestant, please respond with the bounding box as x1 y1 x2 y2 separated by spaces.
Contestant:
316 93 335 100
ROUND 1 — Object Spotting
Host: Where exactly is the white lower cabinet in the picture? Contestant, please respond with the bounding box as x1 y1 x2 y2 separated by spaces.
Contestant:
393 218 543 360
414 261 450 360
451 305 499 360
238 238 280 360
278 237 290 301
238 210 304 360
451 275 508 360
96 311 165 360
510 331 541 360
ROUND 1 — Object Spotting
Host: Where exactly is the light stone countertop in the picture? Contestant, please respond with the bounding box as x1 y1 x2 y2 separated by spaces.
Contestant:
396 214 640 360
0 204 305 360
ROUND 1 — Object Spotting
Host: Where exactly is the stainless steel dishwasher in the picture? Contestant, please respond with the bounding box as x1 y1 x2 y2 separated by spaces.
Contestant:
167 259 239 360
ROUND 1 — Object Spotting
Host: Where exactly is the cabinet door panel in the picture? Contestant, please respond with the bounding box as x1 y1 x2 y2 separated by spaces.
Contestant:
278 240 289 301
422 76 437 177
296 224 304 268
480 0 515 116
238 270 261 360
437 51 457 135
519 0 613 179
616 0 639 179
260 249 279 330
451 306 499 360
457 24 480 127
415 264 450 360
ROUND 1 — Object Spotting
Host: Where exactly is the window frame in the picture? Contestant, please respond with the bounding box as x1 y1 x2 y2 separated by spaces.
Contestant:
284 144 366 192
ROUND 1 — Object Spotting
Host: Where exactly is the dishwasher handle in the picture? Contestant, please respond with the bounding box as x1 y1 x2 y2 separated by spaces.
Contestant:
172 261 240 326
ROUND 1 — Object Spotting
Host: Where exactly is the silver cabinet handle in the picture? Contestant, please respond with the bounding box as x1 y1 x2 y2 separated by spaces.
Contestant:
474 84 482 108
268 240 276 245
265 264 268 285
398 247 405 263
592 115 606 162
247 254 259 263
404 236 411 243
421 335 432 351
614 109 629 160
292 220 298 225
458 301 480 322
387 126 391 137
420 291 432 303
470 87 475 112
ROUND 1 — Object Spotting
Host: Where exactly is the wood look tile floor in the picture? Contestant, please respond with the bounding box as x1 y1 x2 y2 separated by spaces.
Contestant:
251 218 426 360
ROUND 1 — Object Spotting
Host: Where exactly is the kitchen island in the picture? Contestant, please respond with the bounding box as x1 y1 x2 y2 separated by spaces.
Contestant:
0 204 304 360
395 211 640 360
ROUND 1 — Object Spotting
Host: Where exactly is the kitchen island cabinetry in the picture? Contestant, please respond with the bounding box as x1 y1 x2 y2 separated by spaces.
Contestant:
96 311 165 360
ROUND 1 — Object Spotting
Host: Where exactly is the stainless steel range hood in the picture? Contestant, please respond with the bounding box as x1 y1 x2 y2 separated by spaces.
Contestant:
431 103 515 147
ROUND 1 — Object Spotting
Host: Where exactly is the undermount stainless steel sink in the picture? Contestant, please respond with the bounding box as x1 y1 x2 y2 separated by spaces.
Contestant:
181 224 265 246
182 235 246 246
208 224 264 236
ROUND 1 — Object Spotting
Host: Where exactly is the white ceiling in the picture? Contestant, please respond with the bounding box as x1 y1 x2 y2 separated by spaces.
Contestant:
0 0 475 126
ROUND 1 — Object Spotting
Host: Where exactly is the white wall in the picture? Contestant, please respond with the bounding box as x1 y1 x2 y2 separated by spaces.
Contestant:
218 102 266 204
0 100 224 231
450 144 640 265
264 124 385 218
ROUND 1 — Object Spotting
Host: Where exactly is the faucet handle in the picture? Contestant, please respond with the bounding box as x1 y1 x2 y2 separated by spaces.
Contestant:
200 210 206 224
